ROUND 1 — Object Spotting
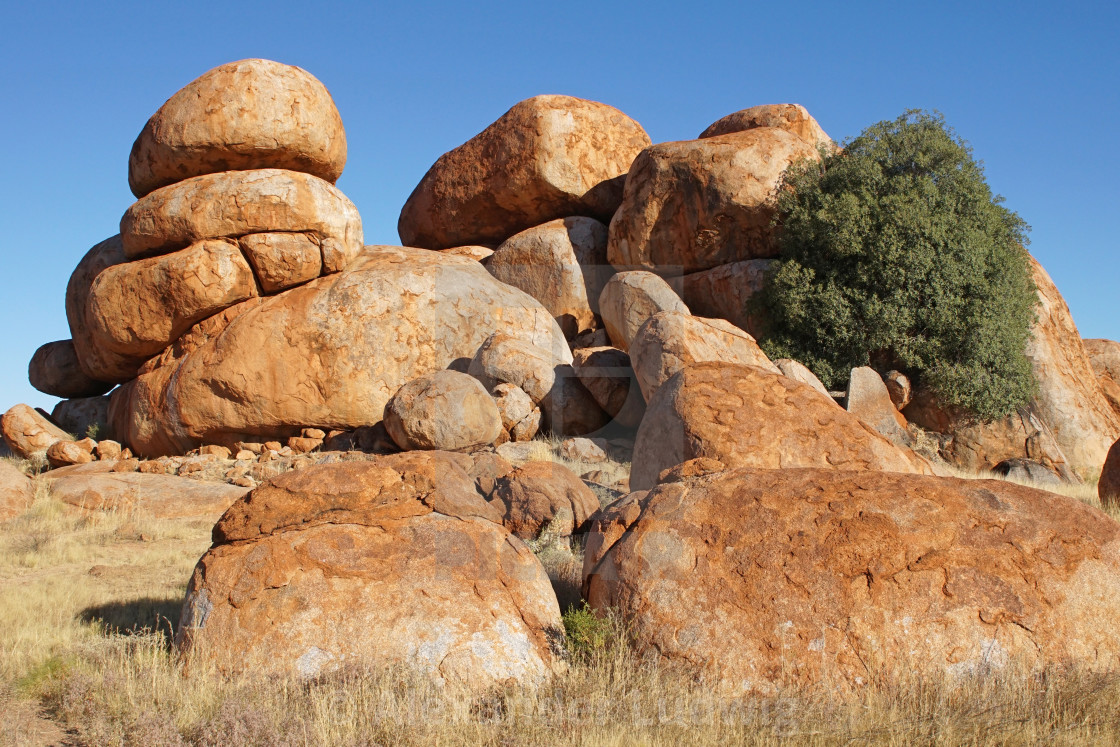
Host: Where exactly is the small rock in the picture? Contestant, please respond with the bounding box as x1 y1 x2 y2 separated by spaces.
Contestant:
559 437 608 463
231 475 257 488
96 440 123 461
47 439 96 468
301 428 326 440
288 436 323 454
111 458 141 473
236 442 264 454
234 449 257 461
199 445 232 459
263 441 282 452
138 460 167 475
883 370 913 411
385 370 503 452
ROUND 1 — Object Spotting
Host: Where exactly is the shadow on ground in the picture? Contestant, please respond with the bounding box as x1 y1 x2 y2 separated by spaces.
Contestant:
79 595 183 637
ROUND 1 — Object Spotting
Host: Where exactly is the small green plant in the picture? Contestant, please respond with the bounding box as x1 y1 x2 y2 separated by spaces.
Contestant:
758 110 1038 420
562 603 614 660
85 422 102 441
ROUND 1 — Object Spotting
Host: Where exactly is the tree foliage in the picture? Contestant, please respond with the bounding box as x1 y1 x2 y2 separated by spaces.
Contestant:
757 110 1037 420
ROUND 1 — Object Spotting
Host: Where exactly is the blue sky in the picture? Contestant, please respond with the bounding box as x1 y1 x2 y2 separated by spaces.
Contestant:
1 0 1116 414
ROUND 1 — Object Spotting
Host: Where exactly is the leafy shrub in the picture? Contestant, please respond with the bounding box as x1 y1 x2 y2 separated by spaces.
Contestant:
561 604 615 660
757 110 1038 419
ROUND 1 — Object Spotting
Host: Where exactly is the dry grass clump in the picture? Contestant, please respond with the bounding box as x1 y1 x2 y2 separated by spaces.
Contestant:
4 459 1120 744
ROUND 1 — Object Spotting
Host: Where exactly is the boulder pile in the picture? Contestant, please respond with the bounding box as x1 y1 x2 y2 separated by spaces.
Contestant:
8 58 1120 693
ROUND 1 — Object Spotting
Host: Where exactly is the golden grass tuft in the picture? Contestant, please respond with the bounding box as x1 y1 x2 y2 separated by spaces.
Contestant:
3 458 1120 744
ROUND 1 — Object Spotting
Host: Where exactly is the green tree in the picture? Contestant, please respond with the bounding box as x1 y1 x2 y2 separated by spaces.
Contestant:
757 110 1037 420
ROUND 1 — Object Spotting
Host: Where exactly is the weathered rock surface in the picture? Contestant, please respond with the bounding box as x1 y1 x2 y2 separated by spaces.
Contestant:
1084 339 1120 417
111 247 570 456
46 438 96 468
847 367 910 446
48 472 248 521
51 396 112 441
629 312 780 402
120 168 363 264
679 260 770 337
883 370 913 411
384 370 502 452
491 384 540 442
899 260 1119 480
558 437 608 464
129 59 347 198
399 95 651 249
1101 439 1120 507
1 404 73 458
993 458 1063 487
905 391 1077 482
178 456 565 687
774 358 830 398
28 340 113 398
607 129 819 275
468 334 608 437
439 245 494 262
491 461 599 540
699 103 832 148
87 239 258 358
585 467 1120 693
631 362 933 491
571 346 645 428
0 462 34 520
66 236 149 383
598 271 689 353
239 232 324 293
487 217 611 340
1023 258 1120 478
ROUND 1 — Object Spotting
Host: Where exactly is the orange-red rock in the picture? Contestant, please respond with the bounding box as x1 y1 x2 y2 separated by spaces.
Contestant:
491 461 600 540
679 260 770 338
468 333 608 437
1 404 73 458
111 247 569 456
630 362 933 491
571 346 645 428
28 340 113 398
239 232 324 293
65 236 149 383
846 367 910 446
487 217 611 340
86 239 258 358
1023 258 1120 478
774 358 830 398
384 371 502 451
598 271 688 353
129 59 346 198
398 95 651 249
629 311 780 402
699 103 832 148
120 168 363 263
607 129 819 275
178 456 564 687
48 472 248 522
0 461 34 520
1084 338 1120 417
585 467 1120 693
1101 439 1120 507
46 438 96 468
905 392 1076 482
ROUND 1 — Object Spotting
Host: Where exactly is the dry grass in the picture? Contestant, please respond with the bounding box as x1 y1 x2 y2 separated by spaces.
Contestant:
4 460 1120 745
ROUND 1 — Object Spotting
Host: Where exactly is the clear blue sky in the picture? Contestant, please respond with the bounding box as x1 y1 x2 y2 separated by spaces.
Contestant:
1 0 1116 414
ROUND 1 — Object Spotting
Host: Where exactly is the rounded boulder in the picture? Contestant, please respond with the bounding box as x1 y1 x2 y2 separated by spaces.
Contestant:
129 59 346 198
384 370 503 452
